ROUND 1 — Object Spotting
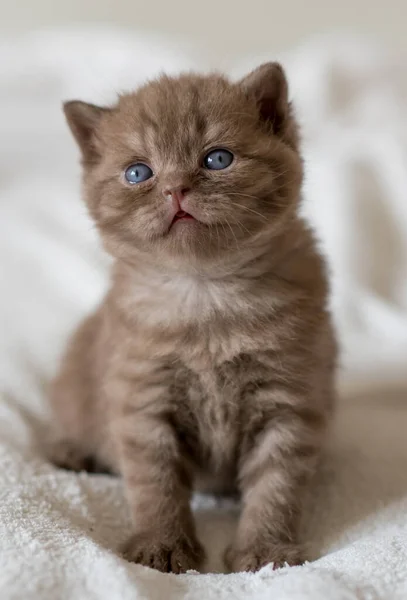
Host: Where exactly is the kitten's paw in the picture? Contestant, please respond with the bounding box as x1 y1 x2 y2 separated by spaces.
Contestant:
122 531 205 573
225 541 305 573
48 438 97 473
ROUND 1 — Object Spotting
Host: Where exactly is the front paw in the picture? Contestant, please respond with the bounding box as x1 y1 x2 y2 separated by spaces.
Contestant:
225 541 305 573
122 531 205 573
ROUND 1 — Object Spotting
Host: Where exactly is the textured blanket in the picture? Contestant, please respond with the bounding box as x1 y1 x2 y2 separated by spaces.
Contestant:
1 29 407 599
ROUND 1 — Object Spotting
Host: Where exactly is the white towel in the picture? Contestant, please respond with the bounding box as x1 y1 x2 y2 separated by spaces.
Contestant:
1 29 407 599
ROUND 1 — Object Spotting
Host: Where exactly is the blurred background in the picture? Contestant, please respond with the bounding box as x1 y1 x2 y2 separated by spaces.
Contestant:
2 0 407 61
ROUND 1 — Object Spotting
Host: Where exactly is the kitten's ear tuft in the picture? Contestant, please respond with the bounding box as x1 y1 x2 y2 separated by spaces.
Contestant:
240 62 291 138
63 101 110 162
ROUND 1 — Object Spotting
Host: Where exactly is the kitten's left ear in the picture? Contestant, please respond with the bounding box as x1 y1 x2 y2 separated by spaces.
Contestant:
240 62 296 145
63 100 111 164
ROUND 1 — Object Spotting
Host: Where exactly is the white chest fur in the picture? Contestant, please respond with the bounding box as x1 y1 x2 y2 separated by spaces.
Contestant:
129 271 247 327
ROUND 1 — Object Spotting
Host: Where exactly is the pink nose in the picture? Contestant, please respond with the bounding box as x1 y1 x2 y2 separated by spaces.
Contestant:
163 186 190 211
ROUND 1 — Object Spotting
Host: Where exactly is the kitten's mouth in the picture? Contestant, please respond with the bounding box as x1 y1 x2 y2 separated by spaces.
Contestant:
170 211 196 227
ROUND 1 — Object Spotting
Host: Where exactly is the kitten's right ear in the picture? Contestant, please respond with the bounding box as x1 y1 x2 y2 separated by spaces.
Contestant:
239 62 298 149
63 101 110 163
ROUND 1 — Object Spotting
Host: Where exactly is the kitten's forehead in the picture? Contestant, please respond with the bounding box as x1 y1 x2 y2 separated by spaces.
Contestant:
112 74 256 163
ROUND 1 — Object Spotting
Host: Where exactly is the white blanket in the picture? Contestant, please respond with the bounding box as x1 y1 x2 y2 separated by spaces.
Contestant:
1 29 407 599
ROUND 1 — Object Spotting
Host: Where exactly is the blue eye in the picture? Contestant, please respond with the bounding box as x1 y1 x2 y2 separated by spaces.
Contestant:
124 163 153 184
203 149 234 170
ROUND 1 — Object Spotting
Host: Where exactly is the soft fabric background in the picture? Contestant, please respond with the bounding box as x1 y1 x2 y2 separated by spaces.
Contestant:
1 29 407 599
2 0 407 62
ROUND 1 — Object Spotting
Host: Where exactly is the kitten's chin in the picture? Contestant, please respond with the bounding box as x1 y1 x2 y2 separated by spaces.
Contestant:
166 218 206 254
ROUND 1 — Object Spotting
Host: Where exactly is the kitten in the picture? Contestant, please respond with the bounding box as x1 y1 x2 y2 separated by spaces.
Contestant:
49 62 337 574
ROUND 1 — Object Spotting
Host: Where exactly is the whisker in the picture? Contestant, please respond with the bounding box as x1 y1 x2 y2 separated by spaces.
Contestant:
220 221 232 251
271 178 300 193
226 192 260 201
224 219 240 251
273 168 291 179
214 222 221 251
226 200 269 222
208 222 215 249
232 219 252 237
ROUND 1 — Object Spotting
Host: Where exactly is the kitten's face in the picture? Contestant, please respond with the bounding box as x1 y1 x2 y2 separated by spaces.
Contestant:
65 63 302 268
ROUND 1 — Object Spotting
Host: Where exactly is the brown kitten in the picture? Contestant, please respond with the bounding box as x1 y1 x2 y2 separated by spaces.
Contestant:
49 62 337 574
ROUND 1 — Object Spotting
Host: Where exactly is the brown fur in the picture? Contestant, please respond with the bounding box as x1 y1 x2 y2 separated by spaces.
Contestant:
49 63 337 573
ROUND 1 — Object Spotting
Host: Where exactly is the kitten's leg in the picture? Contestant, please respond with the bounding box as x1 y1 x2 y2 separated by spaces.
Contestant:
48 312 108 474
226 391 326 572
112 364 205 574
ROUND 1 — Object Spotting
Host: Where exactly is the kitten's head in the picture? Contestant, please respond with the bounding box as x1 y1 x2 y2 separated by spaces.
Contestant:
64 63 302 269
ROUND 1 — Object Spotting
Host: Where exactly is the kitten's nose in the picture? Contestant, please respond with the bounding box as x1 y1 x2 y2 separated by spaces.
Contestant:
163 185 190 211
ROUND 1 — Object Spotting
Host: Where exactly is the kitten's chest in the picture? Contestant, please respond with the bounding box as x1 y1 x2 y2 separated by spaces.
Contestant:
173 362 242 480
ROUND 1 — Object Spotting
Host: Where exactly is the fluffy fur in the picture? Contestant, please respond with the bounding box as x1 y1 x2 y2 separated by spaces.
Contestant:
49 62 337 574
